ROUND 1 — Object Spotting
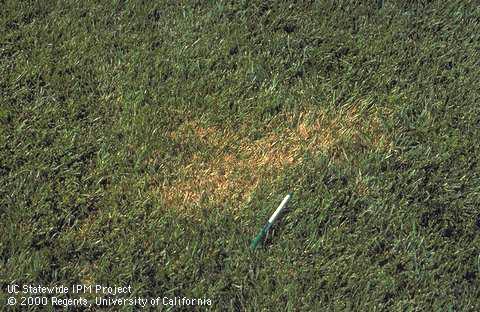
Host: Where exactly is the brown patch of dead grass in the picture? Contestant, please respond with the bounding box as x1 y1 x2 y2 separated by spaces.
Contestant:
152 103 392 212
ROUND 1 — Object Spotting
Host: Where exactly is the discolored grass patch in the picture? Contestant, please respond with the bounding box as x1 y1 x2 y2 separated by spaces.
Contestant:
152 101 392 213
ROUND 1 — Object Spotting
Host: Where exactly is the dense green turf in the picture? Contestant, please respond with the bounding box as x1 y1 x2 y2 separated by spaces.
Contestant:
1 0 480 310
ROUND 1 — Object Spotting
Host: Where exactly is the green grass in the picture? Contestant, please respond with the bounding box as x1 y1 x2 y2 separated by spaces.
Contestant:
1 0 480 310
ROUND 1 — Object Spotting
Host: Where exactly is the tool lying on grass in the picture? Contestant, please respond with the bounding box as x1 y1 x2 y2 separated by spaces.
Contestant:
250 193 292 250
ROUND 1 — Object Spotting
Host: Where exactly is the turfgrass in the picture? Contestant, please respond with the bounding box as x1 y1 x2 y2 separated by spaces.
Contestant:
1 0 480 310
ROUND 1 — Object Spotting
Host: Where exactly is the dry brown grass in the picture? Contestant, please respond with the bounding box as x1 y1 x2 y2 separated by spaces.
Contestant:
151 102 392 213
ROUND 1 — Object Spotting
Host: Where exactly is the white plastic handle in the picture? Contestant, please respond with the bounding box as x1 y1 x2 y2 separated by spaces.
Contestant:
268 194 292 224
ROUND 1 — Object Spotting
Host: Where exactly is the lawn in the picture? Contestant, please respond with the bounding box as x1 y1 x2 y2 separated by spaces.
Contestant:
1 0 480 310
